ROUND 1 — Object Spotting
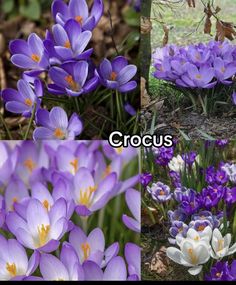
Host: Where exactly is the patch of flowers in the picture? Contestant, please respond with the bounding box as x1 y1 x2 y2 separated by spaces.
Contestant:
0 0 138 140
142 140 236 281
0 141 140 281
152 41 236 114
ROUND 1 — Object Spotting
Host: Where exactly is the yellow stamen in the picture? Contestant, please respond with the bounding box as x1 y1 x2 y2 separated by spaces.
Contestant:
70 158 79 175
217 239 224 252
54 128 65 140
64 40 71 49
159 190 165 196
31 54 41 63
194 236 200 241
221 67 225 73
38 224 50 247
102 165 111 178
25 98 33 107
110 71 118 81
178 227 183 233
6 263 17 277
79 186 97 207
188 248 198 265
195 74 202 79
75 16 83 24
115 147 123 155
81 242 91 261
195 53 201 60
65 75 80 91
43 200 50 211
24 159 36 173
216 272 222 277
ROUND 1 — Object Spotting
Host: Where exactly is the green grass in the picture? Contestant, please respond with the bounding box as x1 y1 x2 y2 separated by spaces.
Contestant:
151 0 236 48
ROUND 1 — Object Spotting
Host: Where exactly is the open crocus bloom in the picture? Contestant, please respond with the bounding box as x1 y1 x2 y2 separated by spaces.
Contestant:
211 228 236 259
167 238 210 275
122 189 141 233
52 0 104 31
96 56 137 93
9 33 49 73
50 20 92 62
6 198 68 252
168 155 186 173
40 243 84 281
69 227 119 267
176 227 212 246
0 235 39 280
34 107 83 140
48 61 98 96
83 257 127 281
2 79 42 118
73 167 117 216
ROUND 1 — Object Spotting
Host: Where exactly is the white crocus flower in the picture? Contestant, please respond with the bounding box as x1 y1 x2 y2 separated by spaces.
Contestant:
176 227 212 246
167 238 210 275
168 155 185 172
211 228 236 259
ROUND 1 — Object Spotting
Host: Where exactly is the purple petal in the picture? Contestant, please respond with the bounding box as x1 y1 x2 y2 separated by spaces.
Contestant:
232 91 236 105
119 81 137 93
33 127 55 141
26 250 40 276
9 39 30 56
111 56 128 74
11 54 37 69
69 0 89 19
122 215 140 232
49 107 69 130
103 256 127 280
83 261 103 281
125 188 140 222
117 65 137 85
99 59 112 80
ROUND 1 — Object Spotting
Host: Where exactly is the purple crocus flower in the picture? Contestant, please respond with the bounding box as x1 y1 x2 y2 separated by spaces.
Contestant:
122 189 140 233
213 57 236 84
72 167 117 216
201 185 225 209
189 220 212 236
168 209 187 222
192 211 220 228
2 78 42 117
0 142 18 188
215 139 229 147
0 235 39 280
83 257 127 281
48 61 99 96
140 173 152 187
181 151 197 166
154 146 174 166
50 20 93 62
52 0 104 31
169 221 188 238
178 63 217 88
147 182 172 202
33 107 83 140
215 169 228 184
6 198 68 252
205 261 232 281
169 170 181 188
229 260 236 281
179 189 202 215
9 33 49 73
39 243 84 281
125 243 141 280
96 56 137 93
124 102 137 116
69 226 119 267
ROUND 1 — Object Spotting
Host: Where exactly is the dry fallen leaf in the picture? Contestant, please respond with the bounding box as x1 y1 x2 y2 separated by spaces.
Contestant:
162 25 169 47
186 0 195 8
141 77 151 108
150 246 170 276
216 20 236 41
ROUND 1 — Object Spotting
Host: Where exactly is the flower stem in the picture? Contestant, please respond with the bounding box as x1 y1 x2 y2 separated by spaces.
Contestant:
116 90 123 128
0 111 12 140
74 97 80 114
24 103 37 140
81 217 88 234
98 207 105 229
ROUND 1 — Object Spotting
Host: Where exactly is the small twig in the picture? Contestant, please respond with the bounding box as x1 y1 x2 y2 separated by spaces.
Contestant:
107 10 119 56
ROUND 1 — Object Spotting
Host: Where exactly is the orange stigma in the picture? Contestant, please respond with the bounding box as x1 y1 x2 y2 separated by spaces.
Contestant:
31 54 41 62
24 98 33 107
24 159 36 173
81 242 91 260
70 158 79 175
43 200 50 211
65 75 80 91
110 71 118 81
64 40 71 49
54 128 65 140
75 16 83 24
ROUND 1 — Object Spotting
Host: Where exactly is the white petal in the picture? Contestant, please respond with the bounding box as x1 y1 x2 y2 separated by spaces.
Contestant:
188 265 202 276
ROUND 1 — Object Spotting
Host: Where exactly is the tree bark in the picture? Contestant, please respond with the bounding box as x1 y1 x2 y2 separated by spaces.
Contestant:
140 0 152 91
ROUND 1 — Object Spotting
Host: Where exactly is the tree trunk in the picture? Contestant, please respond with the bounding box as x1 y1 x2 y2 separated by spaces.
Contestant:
140 0 152 91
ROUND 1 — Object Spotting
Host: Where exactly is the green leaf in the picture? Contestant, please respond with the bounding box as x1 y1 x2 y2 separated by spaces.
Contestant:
123 8 140 27
179 129 191 141
197 130 216 141
2 0 14 13
19 0 41 20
